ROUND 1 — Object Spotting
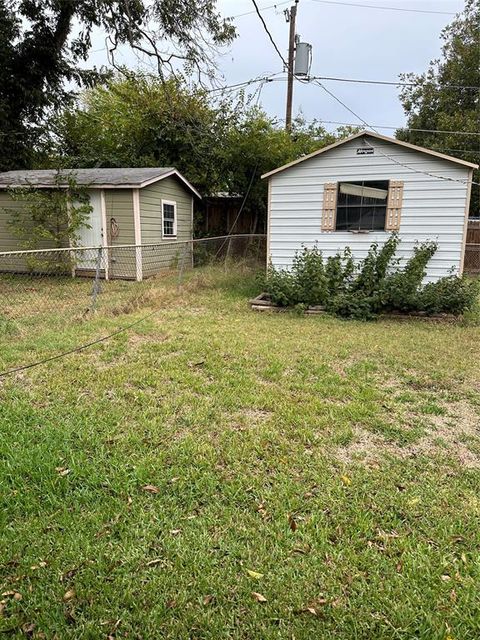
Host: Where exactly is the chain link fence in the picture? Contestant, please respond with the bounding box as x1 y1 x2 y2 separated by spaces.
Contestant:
464 219 480 276
0 234 266 345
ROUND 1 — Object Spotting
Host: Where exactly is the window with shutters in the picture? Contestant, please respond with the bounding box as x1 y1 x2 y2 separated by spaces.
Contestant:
336 180 389 231
162 200 177 238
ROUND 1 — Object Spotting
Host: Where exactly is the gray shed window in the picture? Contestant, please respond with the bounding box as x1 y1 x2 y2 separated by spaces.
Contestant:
336 180 389 231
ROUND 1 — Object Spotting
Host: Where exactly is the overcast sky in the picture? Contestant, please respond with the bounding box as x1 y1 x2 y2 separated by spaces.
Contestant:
87 0 464 135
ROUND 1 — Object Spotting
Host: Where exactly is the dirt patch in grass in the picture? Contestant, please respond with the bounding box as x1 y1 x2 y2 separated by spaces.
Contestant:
336 399 480 468
228 408 274 432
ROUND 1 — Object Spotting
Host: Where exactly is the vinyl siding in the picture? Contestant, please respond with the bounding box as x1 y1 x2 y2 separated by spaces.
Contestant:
104 189 136 279
139 176 193 277
268 138 471 282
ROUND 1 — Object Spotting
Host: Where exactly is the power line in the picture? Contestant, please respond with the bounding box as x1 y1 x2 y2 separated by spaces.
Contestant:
309 0 456 16
250 0 288 66
307 78 479 185
229 1 291 18
230 0 456 18
275 116 480 137
0 305 164 379
297 118 480 137
311 75 479 91
205 73 280 93
206 73 479 97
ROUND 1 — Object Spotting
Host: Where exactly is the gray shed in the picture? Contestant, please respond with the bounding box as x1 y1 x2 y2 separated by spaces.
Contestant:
0 167 201 280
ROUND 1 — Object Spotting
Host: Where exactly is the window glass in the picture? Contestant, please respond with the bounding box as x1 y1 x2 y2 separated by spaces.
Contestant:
163 203 176 236
336 180 388 231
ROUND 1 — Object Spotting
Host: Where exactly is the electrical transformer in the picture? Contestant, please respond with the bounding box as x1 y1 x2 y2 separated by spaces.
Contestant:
294 41 312 77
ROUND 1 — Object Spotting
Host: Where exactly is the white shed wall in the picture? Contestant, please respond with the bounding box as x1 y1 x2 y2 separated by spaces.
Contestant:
268 138 471 282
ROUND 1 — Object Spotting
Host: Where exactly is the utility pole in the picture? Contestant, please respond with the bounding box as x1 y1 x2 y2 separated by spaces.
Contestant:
285 0 299 132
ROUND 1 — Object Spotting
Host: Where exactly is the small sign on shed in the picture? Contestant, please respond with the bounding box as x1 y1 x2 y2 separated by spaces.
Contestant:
357 147 374 155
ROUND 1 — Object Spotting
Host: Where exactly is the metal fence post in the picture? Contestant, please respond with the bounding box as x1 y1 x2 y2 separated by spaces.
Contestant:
224 237 232 272
177 242 190 292
90 247 103 312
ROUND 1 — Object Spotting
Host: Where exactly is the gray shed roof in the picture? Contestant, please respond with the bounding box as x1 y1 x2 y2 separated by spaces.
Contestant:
0 167 201 197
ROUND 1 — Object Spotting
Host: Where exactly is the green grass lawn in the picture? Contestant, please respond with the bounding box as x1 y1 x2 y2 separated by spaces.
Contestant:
1 266 480 639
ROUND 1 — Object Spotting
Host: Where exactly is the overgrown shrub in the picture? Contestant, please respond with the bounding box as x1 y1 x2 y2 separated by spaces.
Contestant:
419 275 480 315
262 265 298 307
292 245 327 306
262 246 355 307
261 235 478 320
381 241 437 312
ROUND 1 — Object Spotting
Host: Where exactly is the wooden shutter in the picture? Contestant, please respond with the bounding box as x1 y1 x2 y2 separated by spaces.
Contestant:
385 181 404 231
321 183 337 231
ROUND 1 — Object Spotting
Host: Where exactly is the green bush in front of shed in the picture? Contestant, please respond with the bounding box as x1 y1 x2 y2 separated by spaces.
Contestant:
418 274 480 315
380 240 438 312
5 171 92 274
262 236 478 320
264 246 355 308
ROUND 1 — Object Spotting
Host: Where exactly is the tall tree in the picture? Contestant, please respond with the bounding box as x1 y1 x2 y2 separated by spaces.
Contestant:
222 114 353 232
396 0 479 215
0 0 235 171
52 75 354 231
54 73 240 196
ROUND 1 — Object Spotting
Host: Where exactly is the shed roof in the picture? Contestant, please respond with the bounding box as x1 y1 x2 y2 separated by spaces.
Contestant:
0 167 201 198
262 130 478 179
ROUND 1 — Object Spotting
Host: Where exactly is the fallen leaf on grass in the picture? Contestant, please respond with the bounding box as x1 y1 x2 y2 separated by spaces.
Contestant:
146 559 164 567
246 570 264 579
251 592 267 602
63 589 75 602
189 360 205 368
170 529 182 535
55 467 70 477
203 595 215 605
142 484 160 494
441 574 451 582
304 607 317 616
2 591 22 601
292 545 311 555
288 514 298 532
61 566 81 582
341 475 351 486
256 502 268 518
21 622 36 635
30 561 47 570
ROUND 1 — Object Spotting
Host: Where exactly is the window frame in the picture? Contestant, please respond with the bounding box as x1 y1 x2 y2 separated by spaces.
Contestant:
335 179 390 233
161 199 177 239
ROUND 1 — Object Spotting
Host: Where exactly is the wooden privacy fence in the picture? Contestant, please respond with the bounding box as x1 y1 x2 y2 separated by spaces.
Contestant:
464 219 480 275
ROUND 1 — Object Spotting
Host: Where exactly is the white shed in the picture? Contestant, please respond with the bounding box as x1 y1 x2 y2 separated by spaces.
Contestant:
262 131 477 282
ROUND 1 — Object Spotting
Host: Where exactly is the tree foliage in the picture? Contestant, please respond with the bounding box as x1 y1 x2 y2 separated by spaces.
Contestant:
396 0 479 215
52 74 356 231
54 74 237 196
0 0 235 171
